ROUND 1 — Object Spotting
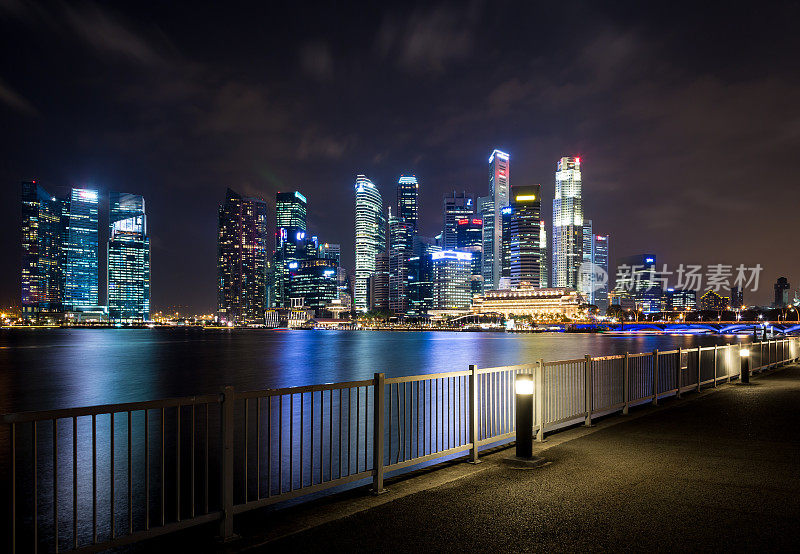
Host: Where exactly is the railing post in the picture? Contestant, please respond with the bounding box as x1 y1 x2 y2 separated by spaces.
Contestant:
652 350 659 406
584 355 593 426
713 345 718 387
675 347 682 399
726 345 731 382
696 346 702 392
623 352 630 415
468 365 481 461
219 386 235 542
372 372 387 492
536 359 545 441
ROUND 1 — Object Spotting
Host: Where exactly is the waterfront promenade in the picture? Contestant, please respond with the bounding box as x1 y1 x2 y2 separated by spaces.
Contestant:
236 364 800 552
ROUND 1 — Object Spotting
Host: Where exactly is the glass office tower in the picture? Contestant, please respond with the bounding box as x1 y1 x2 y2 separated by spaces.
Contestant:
63 188 100 308
508 184 541 288
593 234 610 311
552 157 583 289
276 191 307 231
397 175 419 231
217 188 269 324
354 175 385 310
108 192 150 321
388 209 414 315
483 149 510 290
442 191 474 251
20 181 66 315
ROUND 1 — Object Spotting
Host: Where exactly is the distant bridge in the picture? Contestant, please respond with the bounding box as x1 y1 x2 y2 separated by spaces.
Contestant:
559 321 800 335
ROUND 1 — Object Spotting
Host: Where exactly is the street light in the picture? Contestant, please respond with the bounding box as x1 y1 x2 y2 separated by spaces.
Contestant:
740 347 750 384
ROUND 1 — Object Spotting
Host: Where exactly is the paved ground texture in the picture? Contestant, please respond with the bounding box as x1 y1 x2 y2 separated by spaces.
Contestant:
253 365 800 553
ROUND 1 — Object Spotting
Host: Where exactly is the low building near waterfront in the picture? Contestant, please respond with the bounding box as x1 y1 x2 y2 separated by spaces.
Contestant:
472 287 585 320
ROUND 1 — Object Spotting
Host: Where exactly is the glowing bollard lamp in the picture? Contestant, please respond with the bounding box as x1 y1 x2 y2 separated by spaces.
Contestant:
504 374 547 468
740 348 751 384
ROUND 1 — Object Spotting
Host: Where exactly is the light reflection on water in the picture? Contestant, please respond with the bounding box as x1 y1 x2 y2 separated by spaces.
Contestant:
0 329 743 413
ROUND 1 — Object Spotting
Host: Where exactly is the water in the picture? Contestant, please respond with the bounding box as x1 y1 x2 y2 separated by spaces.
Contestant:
0 328 744 413
0 329 751 551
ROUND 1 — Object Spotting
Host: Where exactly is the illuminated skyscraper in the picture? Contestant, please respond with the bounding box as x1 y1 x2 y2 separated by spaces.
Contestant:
217 188 269 324
483 149 510 290
388 208 414 314
397 175 419 232
455 217 483 294
552 157 583 289
508 184 541 288
477 195 494 290
432 250 472 310
539 221 548 288
63 188 100 308
354 175 385 310
108 192 150 321
442 191 474 250
593 234 609 311
274 191 309 307
276 191 307 232
20 181 66 315
581 219 594 302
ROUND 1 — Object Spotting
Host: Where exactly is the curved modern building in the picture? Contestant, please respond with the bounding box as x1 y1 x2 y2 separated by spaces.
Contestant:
354 175 385 310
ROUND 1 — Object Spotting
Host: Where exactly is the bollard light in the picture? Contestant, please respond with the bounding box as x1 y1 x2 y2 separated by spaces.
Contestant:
515 374 534 395
740 347 750 384
515 374 534 459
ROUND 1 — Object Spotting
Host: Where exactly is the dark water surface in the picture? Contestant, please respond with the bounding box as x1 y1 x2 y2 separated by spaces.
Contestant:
0 328 744 413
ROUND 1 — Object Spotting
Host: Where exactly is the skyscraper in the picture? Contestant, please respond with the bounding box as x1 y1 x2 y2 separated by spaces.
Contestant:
354 175 385 310
63 188 100 309
484 149 510 290
108 192 150 321
442 191 474 250
507 184 542 288
274 191 309 307
478 195 494 291
21 181 66 315
275 191 308 231
774 277 790 308
455 217 483 294
432 250 472 310
593 234 609 311
581 219 594 303
217 188 269 325
539 220 548 288
388 208 414 314
396 175 419 231
552 157 583 289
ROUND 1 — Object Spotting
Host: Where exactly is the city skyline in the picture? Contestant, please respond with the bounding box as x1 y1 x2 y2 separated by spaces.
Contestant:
2 1 799 311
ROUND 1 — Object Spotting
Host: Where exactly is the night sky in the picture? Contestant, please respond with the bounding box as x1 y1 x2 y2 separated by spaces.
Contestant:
2 0 799 312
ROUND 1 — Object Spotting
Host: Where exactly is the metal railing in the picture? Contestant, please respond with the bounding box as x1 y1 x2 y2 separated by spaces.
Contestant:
3 337 798 552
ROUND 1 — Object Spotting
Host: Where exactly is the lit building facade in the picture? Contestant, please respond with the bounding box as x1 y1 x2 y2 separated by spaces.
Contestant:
274 191 308 307
432 250 472 310
472 287 585 320
592 234 609 311
699 290 730 311
108 192 150 321
21 181 66 314
442 191 474 251
368 251 389 310
388 210 414 314
774 277 790 308
478 195 494 291
408 254 434 316
397 175 419 231
288 258 338 315
354 175 385 310
539 221 548 288
666 289 697 311
507 184 541 289
455 217 483 294
552 157 582 289
63 188 100 309
483 149 510 290
616 254 662 313
217 188 269 324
